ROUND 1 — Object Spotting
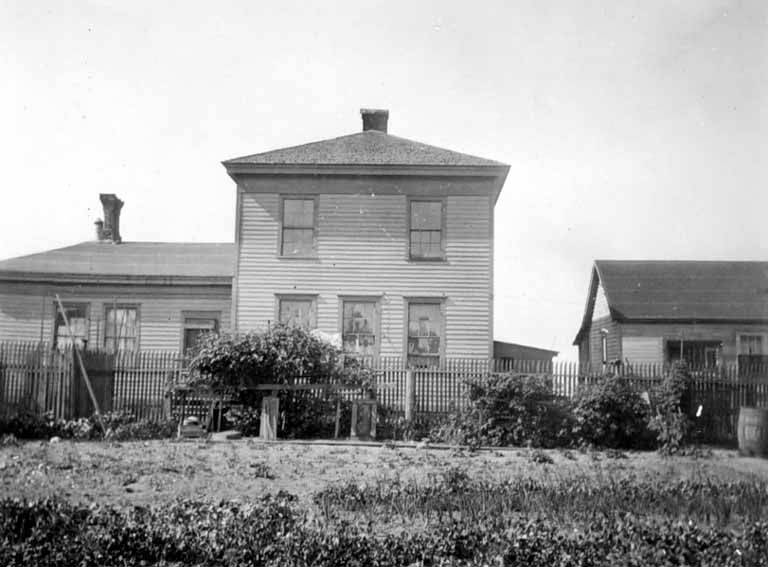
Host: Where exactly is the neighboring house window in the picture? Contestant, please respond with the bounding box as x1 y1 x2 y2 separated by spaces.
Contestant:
182 312 220 353
341 300 377 359
407 301 443 368
738 334 767 368
409 199 444 260
281 197 317 257
278 296 317 329
104 306 139 353
600 331 608 366
53 303 89 349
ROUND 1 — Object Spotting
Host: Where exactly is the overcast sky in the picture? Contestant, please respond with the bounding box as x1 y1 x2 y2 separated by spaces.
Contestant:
3 0 767 359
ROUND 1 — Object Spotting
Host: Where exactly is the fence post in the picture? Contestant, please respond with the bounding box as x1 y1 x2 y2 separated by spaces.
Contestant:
405 369 415 421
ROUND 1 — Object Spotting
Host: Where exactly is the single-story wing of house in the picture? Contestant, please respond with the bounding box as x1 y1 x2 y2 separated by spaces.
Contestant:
0 194 234 353
573 260 768 369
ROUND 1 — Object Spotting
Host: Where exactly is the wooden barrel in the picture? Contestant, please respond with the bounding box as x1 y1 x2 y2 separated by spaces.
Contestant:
737 407 768 457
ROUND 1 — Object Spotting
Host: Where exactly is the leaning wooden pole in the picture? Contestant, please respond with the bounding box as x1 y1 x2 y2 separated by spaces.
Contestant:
55 294 105 431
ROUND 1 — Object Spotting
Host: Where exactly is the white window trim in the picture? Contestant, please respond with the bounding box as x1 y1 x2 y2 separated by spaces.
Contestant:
737 332 766 355
407 196 447 262
103 303 141 352
404 296 446 367
338 295 382 361
277 195 319 259
275 294 318 330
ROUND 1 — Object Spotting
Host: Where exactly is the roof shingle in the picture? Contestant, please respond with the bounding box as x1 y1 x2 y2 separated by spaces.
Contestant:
0 242 234 281
596 260 768 321
223 130 505 167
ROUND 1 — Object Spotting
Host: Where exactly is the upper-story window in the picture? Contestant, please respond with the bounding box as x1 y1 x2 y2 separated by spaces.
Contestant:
281 197 317 257
104 305 139 353
409 199 444 260
53 303 89 349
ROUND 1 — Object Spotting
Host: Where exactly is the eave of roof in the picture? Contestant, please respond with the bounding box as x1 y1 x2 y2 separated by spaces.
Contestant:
0 271 231 287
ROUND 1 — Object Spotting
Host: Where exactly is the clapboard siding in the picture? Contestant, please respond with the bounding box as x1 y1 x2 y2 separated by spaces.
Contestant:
621 336 663 365
586 316 622 366
235 189 493 358
621 322 768 364
0 282 230 351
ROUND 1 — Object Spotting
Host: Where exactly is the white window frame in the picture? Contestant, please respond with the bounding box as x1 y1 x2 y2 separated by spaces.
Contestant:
407 197 446 261
180 310 221 353
404 297 446 368
278 195 319 258
103 303 140 353
339 296 381 361
53 302 90 350
275 294 318 330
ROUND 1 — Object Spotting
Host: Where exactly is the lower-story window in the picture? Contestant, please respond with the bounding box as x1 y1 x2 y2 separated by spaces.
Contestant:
407 300 443 368
104 305 139 353
738 334 768 369
182 312 220 353
277 295 317 330
666 340 721 367
53 303 89 349
341 299 378 360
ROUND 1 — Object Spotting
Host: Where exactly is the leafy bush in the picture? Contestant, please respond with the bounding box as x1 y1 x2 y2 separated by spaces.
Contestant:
224 406 261 436
2 490 768 566
649 361 693 454
278 392 352 439
186 324 372 391
0 410 54 439
428 373 573 448
377 408 442 442
0 410 175 441
314 475 768 527
572 377 652 449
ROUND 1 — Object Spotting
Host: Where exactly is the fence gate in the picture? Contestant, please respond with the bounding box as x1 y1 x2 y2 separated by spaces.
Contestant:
72 350 115 418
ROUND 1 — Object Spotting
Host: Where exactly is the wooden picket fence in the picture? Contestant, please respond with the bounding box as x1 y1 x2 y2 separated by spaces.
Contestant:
0 342 74 419
3 339 768 444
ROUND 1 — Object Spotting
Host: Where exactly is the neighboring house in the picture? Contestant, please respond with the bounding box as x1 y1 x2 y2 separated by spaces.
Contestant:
223 108 509 366
573 260 768 369
0 194 233 353
493 340 558 366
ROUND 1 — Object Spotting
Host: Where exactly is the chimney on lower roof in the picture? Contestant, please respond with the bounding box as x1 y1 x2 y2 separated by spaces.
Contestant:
98 194 124 243
361 108 389 133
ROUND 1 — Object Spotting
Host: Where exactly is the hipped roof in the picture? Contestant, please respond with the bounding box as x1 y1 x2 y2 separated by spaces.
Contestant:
0 241 234 285
223 130 506 168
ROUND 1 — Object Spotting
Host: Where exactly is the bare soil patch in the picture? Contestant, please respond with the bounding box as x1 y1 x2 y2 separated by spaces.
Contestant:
2 439 767 508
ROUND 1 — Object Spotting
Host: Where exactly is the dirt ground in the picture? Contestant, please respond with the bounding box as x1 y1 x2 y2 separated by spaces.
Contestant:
2 439 768 508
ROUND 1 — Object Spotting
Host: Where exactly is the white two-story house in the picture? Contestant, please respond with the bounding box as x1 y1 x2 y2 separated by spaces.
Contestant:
223 109 509 367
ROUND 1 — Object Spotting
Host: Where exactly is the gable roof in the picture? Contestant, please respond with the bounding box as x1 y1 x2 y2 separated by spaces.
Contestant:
0 242 234 285
223 130 506 167
573 260 768 344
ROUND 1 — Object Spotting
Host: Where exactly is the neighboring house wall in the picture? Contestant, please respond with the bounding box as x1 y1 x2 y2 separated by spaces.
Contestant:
621 336 663 364
492 341 557 362
586 316 622 367
0 282 231 351
620 322 768 365
234 176 494 359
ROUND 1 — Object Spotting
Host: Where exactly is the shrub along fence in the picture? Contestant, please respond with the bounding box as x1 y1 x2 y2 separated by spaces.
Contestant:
1 340 767 444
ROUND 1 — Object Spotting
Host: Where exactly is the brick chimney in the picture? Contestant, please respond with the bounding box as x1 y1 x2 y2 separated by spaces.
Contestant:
361 108 389 133
97 194 124 243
